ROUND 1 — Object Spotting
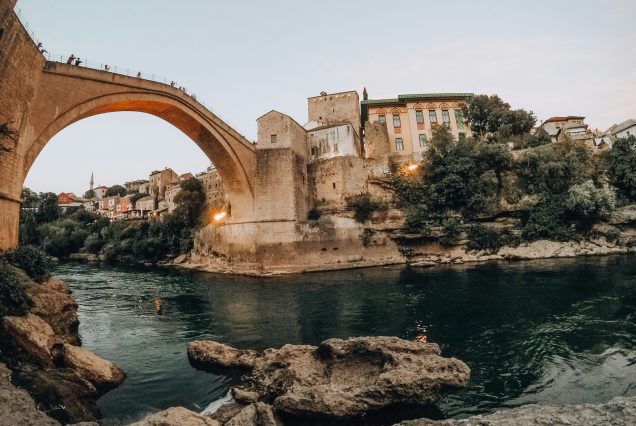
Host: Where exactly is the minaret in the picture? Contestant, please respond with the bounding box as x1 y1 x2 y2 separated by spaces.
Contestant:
90 172 94 190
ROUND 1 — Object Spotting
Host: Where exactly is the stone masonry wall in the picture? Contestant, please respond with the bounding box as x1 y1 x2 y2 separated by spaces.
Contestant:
0 3 46 249
307 91 361 132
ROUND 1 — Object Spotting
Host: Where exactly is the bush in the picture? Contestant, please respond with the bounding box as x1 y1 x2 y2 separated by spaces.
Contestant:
0 261 33 317
605 136 636 201
4 245 50 282
84 233 103 254
466 224 504 251
522 197 573 241
564 180 616 228
347 194 387 223
307 208 321 220
439 217 462 246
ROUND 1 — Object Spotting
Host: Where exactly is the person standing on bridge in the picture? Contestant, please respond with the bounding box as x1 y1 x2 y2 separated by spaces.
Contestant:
137 71 142 78
74 57 82 66
66 54 75 64
104 64 110 71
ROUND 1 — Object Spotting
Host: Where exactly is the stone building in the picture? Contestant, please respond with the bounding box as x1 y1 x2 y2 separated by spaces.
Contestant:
93 185 108 199
124 179 148 193
361 93 473 162
540 116 589 143
136 195 155 216
196 165 228 211
149 168 178 198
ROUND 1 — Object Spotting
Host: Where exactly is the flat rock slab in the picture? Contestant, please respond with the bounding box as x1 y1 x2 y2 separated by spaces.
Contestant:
188 336 470 420
128 407 219 426
398 396 636 426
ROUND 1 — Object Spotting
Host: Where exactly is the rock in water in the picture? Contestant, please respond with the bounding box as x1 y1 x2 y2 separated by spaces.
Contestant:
188 336 470 420
128 406 219 426
61 344 126 392
398 396 636 425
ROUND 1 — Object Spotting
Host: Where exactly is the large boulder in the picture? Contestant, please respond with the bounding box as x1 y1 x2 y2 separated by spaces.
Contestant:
398 396 636 426
61 344 126 392
128 407 219 426
28 278 80 345
1 313 55 366
0 362 59 425
189 336 470 420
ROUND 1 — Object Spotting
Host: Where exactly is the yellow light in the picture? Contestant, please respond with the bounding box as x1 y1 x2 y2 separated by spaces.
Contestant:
406 164 418 172
213 211 227 222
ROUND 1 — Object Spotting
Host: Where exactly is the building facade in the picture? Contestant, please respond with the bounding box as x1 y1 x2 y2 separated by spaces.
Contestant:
124 179 148 193
149 168 178 198
361 93 473 161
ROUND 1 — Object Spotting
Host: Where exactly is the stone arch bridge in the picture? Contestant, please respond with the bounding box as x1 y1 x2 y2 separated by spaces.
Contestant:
0 1 258 250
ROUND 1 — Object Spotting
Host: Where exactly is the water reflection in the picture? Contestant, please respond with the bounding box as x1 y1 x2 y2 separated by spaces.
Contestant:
53 255 636 424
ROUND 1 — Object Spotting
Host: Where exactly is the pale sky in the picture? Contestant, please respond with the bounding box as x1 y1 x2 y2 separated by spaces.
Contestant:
18 0 636 195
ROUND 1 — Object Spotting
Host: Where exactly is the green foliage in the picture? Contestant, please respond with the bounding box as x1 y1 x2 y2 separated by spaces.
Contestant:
105 185 127 197
33 210 108 258
461 94 535 142
439 217 462 246
19 211 40 246
83 189 95 199
524 128 552 148
515 140 599 195
605 136 636 201
466 224 516 251
0 260 33 317
36 192 59 223
307 207 321 220
4 245 50 282
522 197 573 241
360 228 375 247
347 193 387 223
564 180 616 229
173 178 206 228
84 233 103 254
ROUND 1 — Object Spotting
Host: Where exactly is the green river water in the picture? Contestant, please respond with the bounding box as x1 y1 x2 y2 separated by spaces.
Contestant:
52 255 636 424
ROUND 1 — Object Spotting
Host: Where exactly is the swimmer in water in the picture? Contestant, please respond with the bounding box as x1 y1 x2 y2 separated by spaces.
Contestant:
154 298 162 314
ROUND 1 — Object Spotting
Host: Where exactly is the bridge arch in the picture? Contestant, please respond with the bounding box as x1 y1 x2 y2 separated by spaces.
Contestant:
6 62 257 242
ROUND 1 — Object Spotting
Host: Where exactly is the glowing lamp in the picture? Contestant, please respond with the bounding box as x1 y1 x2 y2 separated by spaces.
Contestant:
213 211 227 222
406 164 418 172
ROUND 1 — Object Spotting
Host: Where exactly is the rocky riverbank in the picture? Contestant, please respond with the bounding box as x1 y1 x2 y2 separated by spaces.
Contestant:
0 266 125 424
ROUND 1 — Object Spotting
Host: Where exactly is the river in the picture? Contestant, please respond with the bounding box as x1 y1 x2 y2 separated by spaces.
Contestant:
52 256 636 424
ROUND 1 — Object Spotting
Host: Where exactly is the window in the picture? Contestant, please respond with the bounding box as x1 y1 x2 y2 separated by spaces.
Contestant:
393 114 401 128
310 146 317 156
442 110 450 128
429 110 438 123
378 115 386 124
271 134 277 144
332 182 336 189
418 134 427 147
415 110 424 124
454 110 464 131
334 143 339 153
395 138 404 151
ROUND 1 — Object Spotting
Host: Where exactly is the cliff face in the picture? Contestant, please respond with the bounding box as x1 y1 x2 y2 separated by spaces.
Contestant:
0 269 125 424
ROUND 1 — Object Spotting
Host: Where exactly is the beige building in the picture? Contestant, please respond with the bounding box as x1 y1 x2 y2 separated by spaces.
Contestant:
362 93 473 161
197 165 228 211
149 168 178 198
136 195 155 216
165 183 181 213
124 179 148 193
540 116 589 143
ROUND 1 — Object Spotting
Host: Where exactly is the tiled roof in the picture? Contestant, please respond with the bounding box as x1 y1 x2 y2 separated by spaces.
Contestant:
544 115 585 122
609 119 636 135
361 93 473 105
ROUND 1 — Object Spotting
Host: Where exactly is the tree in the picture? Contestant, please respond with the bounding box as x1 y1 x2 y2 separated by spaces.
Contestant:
565 180 616 228
36 192 59 223
83 189 95 199
105 185 127 197
462 94 535 142
173 178 206 228
605 136 636 201
21 187 40 209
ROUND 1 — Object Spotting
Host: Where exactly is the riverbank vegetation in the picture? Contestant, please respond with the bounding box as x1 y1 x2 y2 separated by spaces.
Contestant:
18 177 206 264
391 95 636 251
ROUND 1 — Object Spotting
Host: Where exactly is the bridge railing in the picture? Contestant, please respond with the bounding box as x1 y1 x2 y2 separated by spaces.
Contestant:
14 7 254 145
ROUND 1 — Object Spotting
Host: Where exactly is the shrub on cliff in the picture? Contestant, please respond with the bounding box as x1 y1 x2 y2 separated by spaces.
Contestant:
521 197 573 241
466 224 504 251
605 136 636 201
439 217 463 246
4 245 50 282
347 193 387 223
565 180 616 229
0 260 33 317
515 140 599 195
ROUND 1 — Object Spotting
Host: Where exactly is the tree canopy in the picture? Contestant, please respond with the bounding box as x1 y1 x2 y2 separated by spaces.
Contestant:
105 185 127 197
461 94 536 143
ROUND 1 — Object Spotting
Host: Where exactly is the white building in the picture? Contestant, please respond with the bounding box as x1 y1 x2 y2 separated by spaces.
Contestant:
305 123 361 163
